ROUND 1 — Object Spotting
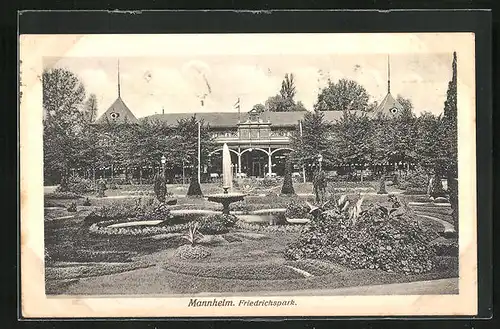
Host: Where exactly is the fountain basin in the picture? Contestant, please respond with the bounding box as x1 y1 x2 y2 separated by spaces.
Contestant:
207 193 245 215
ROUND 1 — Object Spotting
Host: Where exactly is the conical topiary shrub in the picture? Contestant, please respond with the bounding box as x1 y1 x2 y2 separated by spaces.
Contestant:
187 174 203 197
153 173 167 203
280 155 295 195
377 175 387 194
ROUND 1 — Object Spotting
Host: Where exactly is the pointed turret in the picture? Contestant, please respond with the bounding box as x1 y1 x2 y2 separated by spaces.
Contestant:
374 55 404 116
95 59 138 124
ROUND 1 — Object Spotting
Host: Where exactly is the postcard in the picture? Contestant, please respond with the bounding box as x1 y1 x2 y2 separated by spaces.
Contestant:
20 32 477 318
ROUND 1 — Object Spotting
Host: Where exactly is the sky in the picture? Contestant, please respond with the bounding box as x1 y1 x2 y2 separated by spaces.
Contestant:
44 52 454 118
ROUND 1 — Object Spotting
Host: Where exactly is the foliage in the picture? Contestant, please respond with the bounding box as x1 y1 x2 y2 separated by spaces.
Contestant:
252 103 265 113
67 202 77 212
197 214 237 234
377 176 387 194
290 110 332 176
56 175 94 194
330 111 375 167
399 165 429 192
186 174 203 197
265 73 306 112
153 173 167 202
45 191 82 200
285 202 311 219
182 222 204 246
173 244 211 260
43 67 87 182
284 196 438 275
442 52 458 231
430 238 458 257
280 155 295 195
85 198 171 223
83 93 99 123
314 78 370 111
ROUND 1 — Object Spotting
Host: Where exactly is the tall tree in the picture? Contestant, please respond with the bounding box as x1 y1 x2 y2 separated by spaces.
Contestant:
314 78 371 112
279 73 296 100
443 51 459 231
396 95 414 114
290 110 332 178
331 111 375 168
83 93 99 123
265 73 305 112
42 67 86 183
252 103 265 113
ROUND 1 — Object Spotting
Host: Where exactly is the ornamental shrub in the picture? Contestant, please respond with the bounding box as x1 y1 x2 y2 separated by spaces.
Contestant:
67 202 77 212
284 196 438 275
56 175 93 195
197 213 237 234
281 156 295 195
284 202 311 219
153 173 167 202
400 166 429 193
187 174 203 197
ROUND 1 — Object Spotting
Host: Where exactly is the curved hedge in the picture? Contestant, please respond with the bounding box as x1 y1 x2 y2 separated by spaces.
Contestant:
89 221 189 236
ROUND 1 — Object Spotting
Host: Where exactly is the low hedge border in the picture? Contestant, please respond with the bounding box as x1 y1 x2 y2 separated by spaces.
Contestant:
89 221 189 236
164 260 304 280
234 220 304 233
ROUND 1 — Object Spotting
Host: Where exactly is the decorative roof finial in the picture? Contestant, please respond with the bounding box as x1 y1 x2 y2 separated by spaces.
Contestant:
117 59 121 98
387 55 391 94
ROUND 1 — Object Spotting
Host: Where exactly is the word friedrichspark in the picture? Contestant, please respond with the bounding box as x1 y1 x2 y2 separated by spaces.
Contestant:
188 298 297 307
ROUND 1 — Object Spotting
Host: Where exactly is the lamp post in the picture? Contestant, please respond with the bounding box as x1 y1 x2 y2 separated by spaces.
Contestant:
161 155 166 180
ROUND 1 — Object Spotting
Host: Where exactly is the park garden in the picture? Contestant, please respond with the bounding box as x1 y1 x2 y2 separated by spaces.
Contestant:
42 53 459 295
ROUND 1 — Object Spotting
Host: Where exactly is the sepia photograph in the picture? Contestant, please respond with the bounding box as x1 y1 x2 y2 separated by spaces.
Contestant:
20 32 477 318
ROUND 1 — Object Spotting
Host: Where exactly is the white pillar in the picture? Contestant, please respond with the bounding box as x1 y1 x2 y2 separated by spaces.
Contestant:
268 147 272 176
237 148 242 174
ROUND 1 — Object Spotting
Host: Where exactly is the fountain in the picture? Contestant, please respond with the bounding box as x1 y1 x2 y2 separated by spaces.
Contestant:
207 143 245 214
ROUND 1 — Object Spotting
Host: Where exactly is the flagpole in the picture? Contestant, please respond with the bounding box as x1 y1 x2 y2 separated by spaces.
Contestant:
237 97 241 123
197 121 201 183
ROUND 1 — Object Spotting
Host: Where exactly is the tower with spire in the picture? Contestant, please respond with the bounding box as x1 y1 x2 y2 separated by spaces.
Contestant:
95 59 139 125
374 55 404 116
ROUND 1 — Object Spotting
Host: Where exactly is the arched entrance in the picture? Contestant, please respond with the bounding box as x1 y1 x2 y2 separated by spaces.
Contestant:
269 148 293 176
240 148 269 178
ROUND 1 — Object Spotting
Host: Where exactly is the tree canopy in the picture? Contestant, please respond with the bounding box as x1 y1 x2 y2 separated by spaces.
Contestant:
314 78 371 112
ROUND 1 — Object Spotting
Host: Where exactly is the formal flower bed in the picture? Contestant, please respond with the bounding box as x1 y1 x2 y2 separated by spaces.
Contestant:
89 221 190 236
164 260 304 280
284 202 312 220
235 220 304 233
284 196 439 275
84 198 172 224
197 214 238 235
45 191 83 200
173 245 211 260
